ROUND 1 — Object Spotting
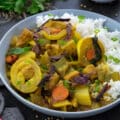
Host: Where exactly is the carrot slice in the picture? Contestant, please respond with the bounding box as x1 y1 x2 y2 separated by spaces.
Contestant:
52 85 69 101
51 28 61 34
86 49 95 61
6 55 18 64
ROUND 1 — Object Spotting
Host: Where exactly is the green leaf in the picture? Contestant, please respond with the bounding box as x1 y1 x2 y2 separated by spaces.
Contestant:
95 79 100 92
0 0 49 14
108 55 120 64
95 79 100 85
48 13 54 17
103 55 107 61
73 37 78 44
58 40 67 46
95 85 100 92
27 0 45 14
40 64 48 71
14 0 25 14
16 80 21 85
78 15 86 22
0 0 15 11
8 46 31 55
38 39 49 45
94 28 100 34
63 80 70 89
111 37 118 41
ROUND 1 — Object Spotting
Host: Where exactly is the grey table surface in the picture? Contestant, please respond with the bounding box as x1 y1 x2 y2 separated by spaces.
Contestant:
0 0 120 120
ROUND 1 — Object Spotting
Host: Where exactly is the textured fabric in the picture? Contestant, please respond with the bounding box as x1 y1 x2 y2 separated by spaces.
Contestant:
0 93 4 114
2 107 24 120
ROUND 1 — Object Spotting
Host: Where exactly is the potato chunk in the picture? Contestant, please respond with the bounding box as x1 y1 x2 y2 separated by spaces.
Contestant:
74 85 91 106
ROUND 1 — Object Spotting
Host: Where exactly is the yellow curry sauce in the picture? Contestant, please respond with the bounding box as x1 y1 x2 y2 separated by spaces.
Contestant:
6 18 117 111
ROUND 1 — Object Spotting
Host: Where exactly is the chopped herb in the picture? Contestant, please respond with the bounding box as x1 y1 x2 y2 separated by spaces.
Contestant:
16 80 21 85
95 79 100 92
109 55 120 63
63 80 70 89
25 60 31 64
8 46 31 55
63 80 75 93
94 29 100 34
73 37 78 44
48 13 54 17
111 37 118 41
95 83 110 102
95 85 100 92
103 55 107 61
58 40 67 46
27 81 31 85
38 39 49 45
40 64 48 71
78 15 86 22
113 57 120 63
95 79 100 85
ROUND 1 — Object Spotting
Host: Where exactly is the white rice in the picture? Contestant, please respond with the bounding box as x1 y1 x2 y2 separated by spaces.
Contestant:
107 80 120 99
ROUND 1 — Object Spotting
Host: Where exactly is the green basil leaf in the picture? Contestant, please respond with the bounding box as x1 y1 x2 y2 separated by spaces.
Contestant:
8 46 31 55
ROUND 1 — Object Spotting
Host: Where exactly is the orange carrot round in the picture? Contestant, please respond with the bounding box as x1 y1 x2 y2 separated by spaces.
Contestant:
51 28 61 34
86 49 95 61
6 55 13 64
6 55 18 64
52 85 69 101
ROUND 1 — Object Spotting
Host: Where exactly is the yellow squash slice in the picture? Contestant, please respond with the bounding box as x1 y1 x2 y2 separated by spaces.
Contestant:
77 37 105 66
10 57 42 93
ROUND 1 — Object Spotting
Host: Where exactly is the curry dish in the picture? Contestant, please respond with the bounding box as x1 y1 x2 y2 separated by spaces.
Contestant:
6 17 119 112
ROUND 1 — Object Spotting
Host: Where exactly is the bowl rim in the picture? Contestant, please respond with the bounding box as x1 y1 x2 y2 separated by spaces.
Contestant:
0 9 120 117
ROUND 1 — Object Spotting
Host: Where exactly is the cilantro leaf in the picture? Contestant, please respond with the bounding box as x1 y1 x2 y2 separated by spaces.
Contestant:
108 55 120 64
38 38 49 46
63 80 70 89
78 15 86 22
111 37 118 41
94 28 100 34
